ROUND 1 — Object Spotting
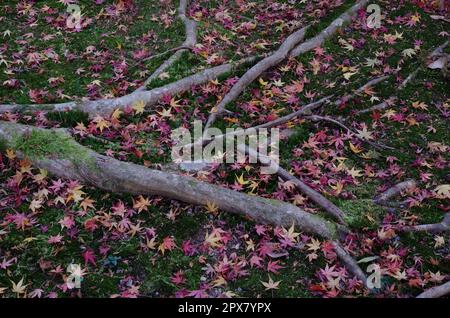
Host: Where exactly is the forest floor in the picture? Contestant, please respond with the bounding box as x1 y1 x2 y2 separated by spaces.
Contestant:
0 0 448 298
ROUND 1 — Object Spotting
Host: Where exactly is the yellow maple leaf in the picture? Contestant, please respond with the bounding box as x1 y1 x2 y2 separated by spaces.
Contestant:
258 77 268 87
204 230 222 248
11 277 27 296
111 108 123 120
6 149 16 160
205 201 218 214
236 173 249 186
132 100 145 114
349 141 363 154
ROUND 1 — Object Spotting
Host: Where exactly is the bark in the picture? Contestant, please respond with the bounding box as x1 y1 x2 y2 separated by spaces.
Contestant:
289 0 369 57
0 121 336 241
204 26 309 130
136 0 197 91
416 280 450 298
191 96 332 149
373 179 416 204
306 115 395 150
238 144 347 224
0 56 257 117
400 213 450 233
334 75 390 106
0 120 371 285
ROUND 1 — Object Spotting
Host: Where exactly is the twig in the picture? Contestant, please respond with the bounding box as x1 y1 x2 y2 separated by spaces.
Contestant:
305 114 395 151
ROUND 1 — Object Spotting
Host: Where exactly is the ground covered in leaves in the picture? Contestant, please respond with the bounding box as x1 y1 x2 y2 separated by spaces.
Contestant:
0 0 449 298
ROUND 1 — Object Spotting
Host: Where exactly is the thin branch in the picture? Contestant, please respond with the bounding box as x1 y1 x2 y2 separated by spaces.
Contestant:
305 114 395 150
238 144 347 224
373 179 417 204
334 75 390 106
400 213 450 234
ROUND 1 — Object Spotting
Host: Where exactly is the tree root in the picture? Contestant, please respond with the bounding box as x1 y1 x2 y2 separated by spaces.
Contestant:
289 0 369 57
334 75 390 106
204 25 309 131
400 213 450 233
0 56 257 117
136 0 197 91
416 280 450 298
0 120 370 285
306 115 395 151
373 179 417 205
238 144 347 225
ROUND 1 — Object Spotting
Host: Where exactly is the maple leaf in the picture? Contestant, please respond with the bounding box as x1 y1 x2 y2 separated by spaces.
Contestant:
356 126 374 140
428 271 445 283
347 167 363 178
204 229 222 248
338 38 354 51
261 276 281 290
11 277 27 296
267 260 284 274
235 173 249 186
133 195 150 212
433 185 450 199
66 186 85 203
29 199 43 213
282 223 300 243
158 236 176 255
132 100 145 114
82 249 96 267
171 270 186 285
434 235 445 248
349 141 363 154
411 100 428 110
307 238 321 252
402 48 416 58
92 115 110 133
205 201 218 214
80 197 96 211
111 108 123 120
365 57 381 68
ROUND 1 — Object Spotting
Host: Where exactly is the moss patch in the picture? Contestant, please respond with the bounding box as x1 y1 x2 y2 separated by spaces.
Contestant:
12 129 94 167
339 199 384 229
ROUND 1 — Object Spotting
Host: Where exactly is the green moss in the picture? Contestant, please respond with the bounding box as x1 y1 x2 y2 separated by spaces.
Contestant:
12 129 95 168
339 199 383 229
46 110 89 128
0 138 7 153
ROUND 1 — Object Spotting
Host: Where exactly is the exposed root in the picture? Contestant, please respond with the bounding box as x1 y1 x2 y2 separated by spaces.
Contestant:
334 75 390 106
0 121 337 241
192 96 332 149
289 0 369 57
238 144 347 224
204 25 309 131
416 280 450 298
136 0 198 91
400 213 450 233
306 115 395 151
373 179 417 204
0 56 257 117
